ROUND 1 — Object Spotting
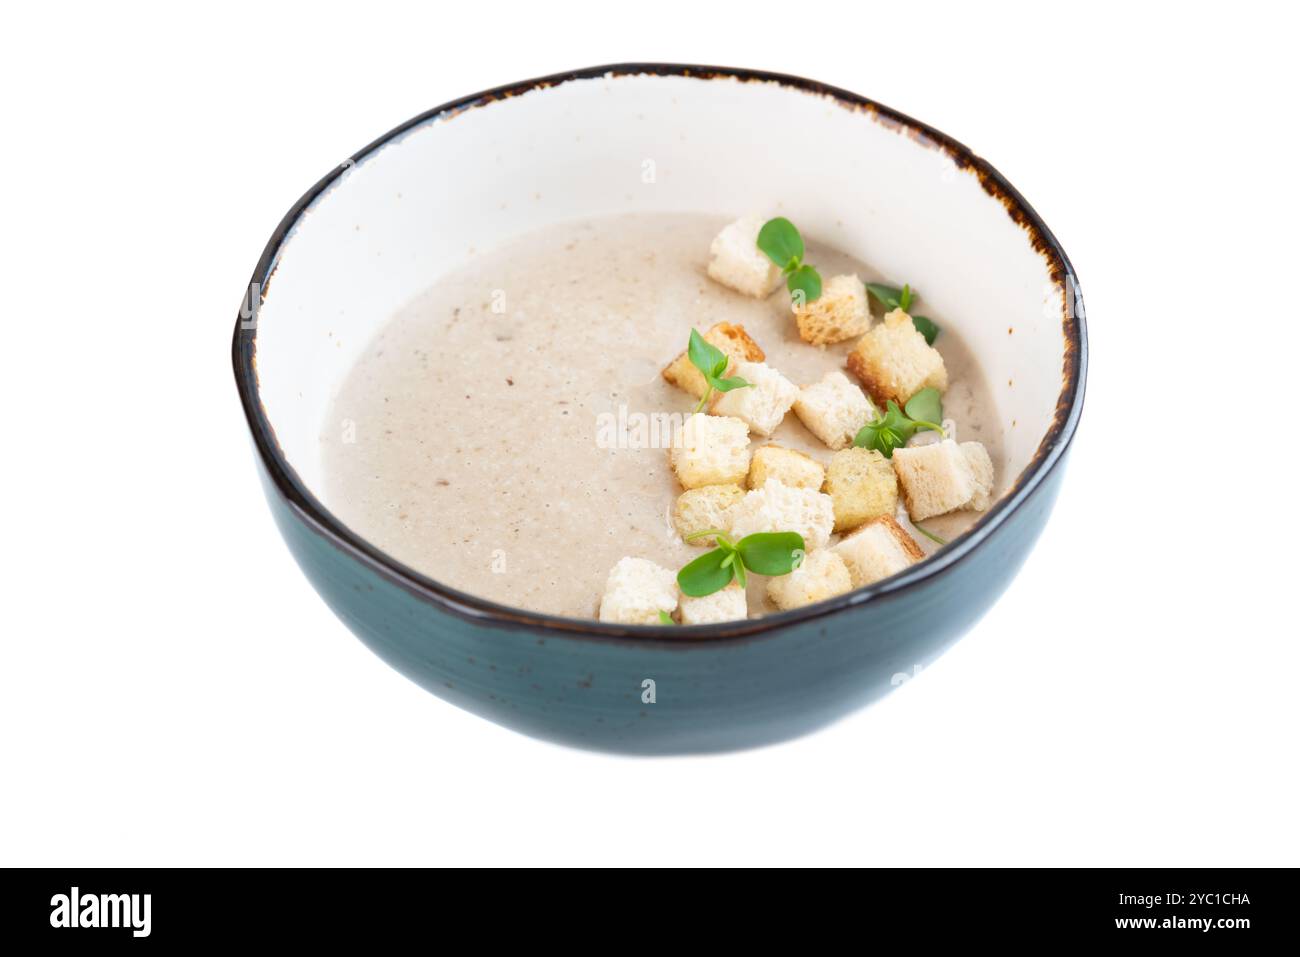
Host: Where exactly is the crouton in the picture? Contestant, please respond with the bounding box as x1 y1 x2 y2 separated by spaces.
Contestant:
765 549 853 611
793 370 876 450
726 478 835 552
963 442 995 511
598 557 679 625
668 413 751 489
832 516 924 588
892 439 995 520
706 215 784 298
679 581 748 625
823 447 899 532
673 483 745 545
748 445 825 491
792 273 871 345
846 308 948 407
662 321 766 399
710 360 799 437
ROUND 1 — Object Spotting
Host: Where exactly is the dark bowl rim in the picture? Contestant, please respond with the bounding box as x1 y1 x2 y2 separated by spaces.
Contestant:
231 61 1088 646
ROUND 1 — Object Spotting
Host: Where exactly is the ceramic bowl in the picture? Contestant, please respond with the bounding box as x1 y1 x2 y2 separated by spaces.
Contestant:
232 64 1086 754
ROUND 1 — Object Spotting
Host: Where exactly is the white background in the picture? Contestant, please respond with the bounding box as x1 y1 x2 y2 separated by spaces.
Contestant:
2 2 1296 867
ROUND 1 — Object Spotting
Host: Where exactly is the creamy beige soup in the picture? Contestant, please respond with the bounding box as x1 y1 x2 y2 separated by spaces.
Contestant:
321 212 1001 618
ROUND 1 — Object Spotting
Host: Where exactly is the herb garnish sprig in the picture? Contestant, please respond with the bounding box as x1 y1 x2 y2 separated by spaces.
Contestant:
853 387 946 458
909 521 949 547
865 282 941 345
757 217 822 304
677 530 806 597
686 328 751 413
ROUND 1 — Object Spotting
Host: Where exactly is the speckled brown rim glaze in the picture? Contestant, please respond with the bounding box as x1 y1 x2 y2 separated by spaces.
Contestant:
231 62 1088 645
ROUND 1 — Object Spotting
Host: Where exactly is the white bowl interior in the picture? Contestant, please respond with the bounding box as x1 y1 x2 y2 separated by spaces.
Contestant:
253 71 1066 510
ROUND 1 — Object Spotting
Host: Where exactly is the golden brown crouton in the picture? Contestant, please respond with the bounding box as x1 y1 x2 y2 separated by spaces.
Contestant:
846 308 948 407
823 447 899 532
748 445 826 491
673 484 745 545
792 274 871 345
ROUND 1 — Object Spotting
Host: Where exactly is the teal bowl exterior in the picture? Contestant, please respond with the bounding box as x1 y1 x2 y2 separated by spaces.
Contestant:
255 449 1070 754
233 64 1087 754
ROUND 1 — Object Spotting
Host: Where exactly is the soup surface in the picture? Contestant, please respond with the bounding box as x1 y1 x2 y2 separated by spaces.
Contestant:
321 212 1002 618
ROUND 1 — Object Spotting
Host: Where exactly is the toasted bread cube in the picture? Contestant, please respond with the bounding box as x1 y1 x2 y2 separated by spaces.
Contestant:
792 273 871 345
793 371 876 450
765 550 853 611
673 483 745 545
679 581 748 625
709 360 799 437
748 445 825 491
832 516 924 588
824 447 899 532
892 439 994 520
706 215 784 298
846 308 948 407
668 413 751 489
598 557 679 625
662 321 766 399
725 478 835 552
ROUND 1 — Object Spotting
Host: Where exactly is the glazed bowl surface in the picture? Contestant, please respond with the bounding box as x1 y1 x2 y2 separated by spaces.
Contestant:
232 63 1086 753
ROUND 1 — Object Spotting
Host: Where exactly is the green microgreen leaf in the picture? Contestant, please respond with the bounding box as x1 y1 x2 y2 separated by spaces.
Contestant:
675 529 805 597
853 399 945 458
683 527 727 544
687 328 727 380
904 387 943 427
865 282 905 310
757 218 822 303
735 532 806 576
708 374 751 393
658 610 675 625
866 281 940 342
786 264 822 303
676 547 738 597
911 314 940 345
756 217 804 271
685 329 749 412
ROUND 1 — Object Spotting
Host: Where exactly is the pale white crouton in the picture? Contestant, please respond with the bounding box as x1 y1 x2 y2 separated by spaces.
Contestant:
673 483 745 545
725 478 835 552
709 360 799 437
892 439 995 520
792 273 871 345
679 581 748 625
832 516 925 588
847 308 948 407
824 447 899 532
662 321 765 398
668 413 751 489
793 371 876 450
748 445 825 491
598 557 679 625
766 550 853 611
706 215 784 298
962 441 995 511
